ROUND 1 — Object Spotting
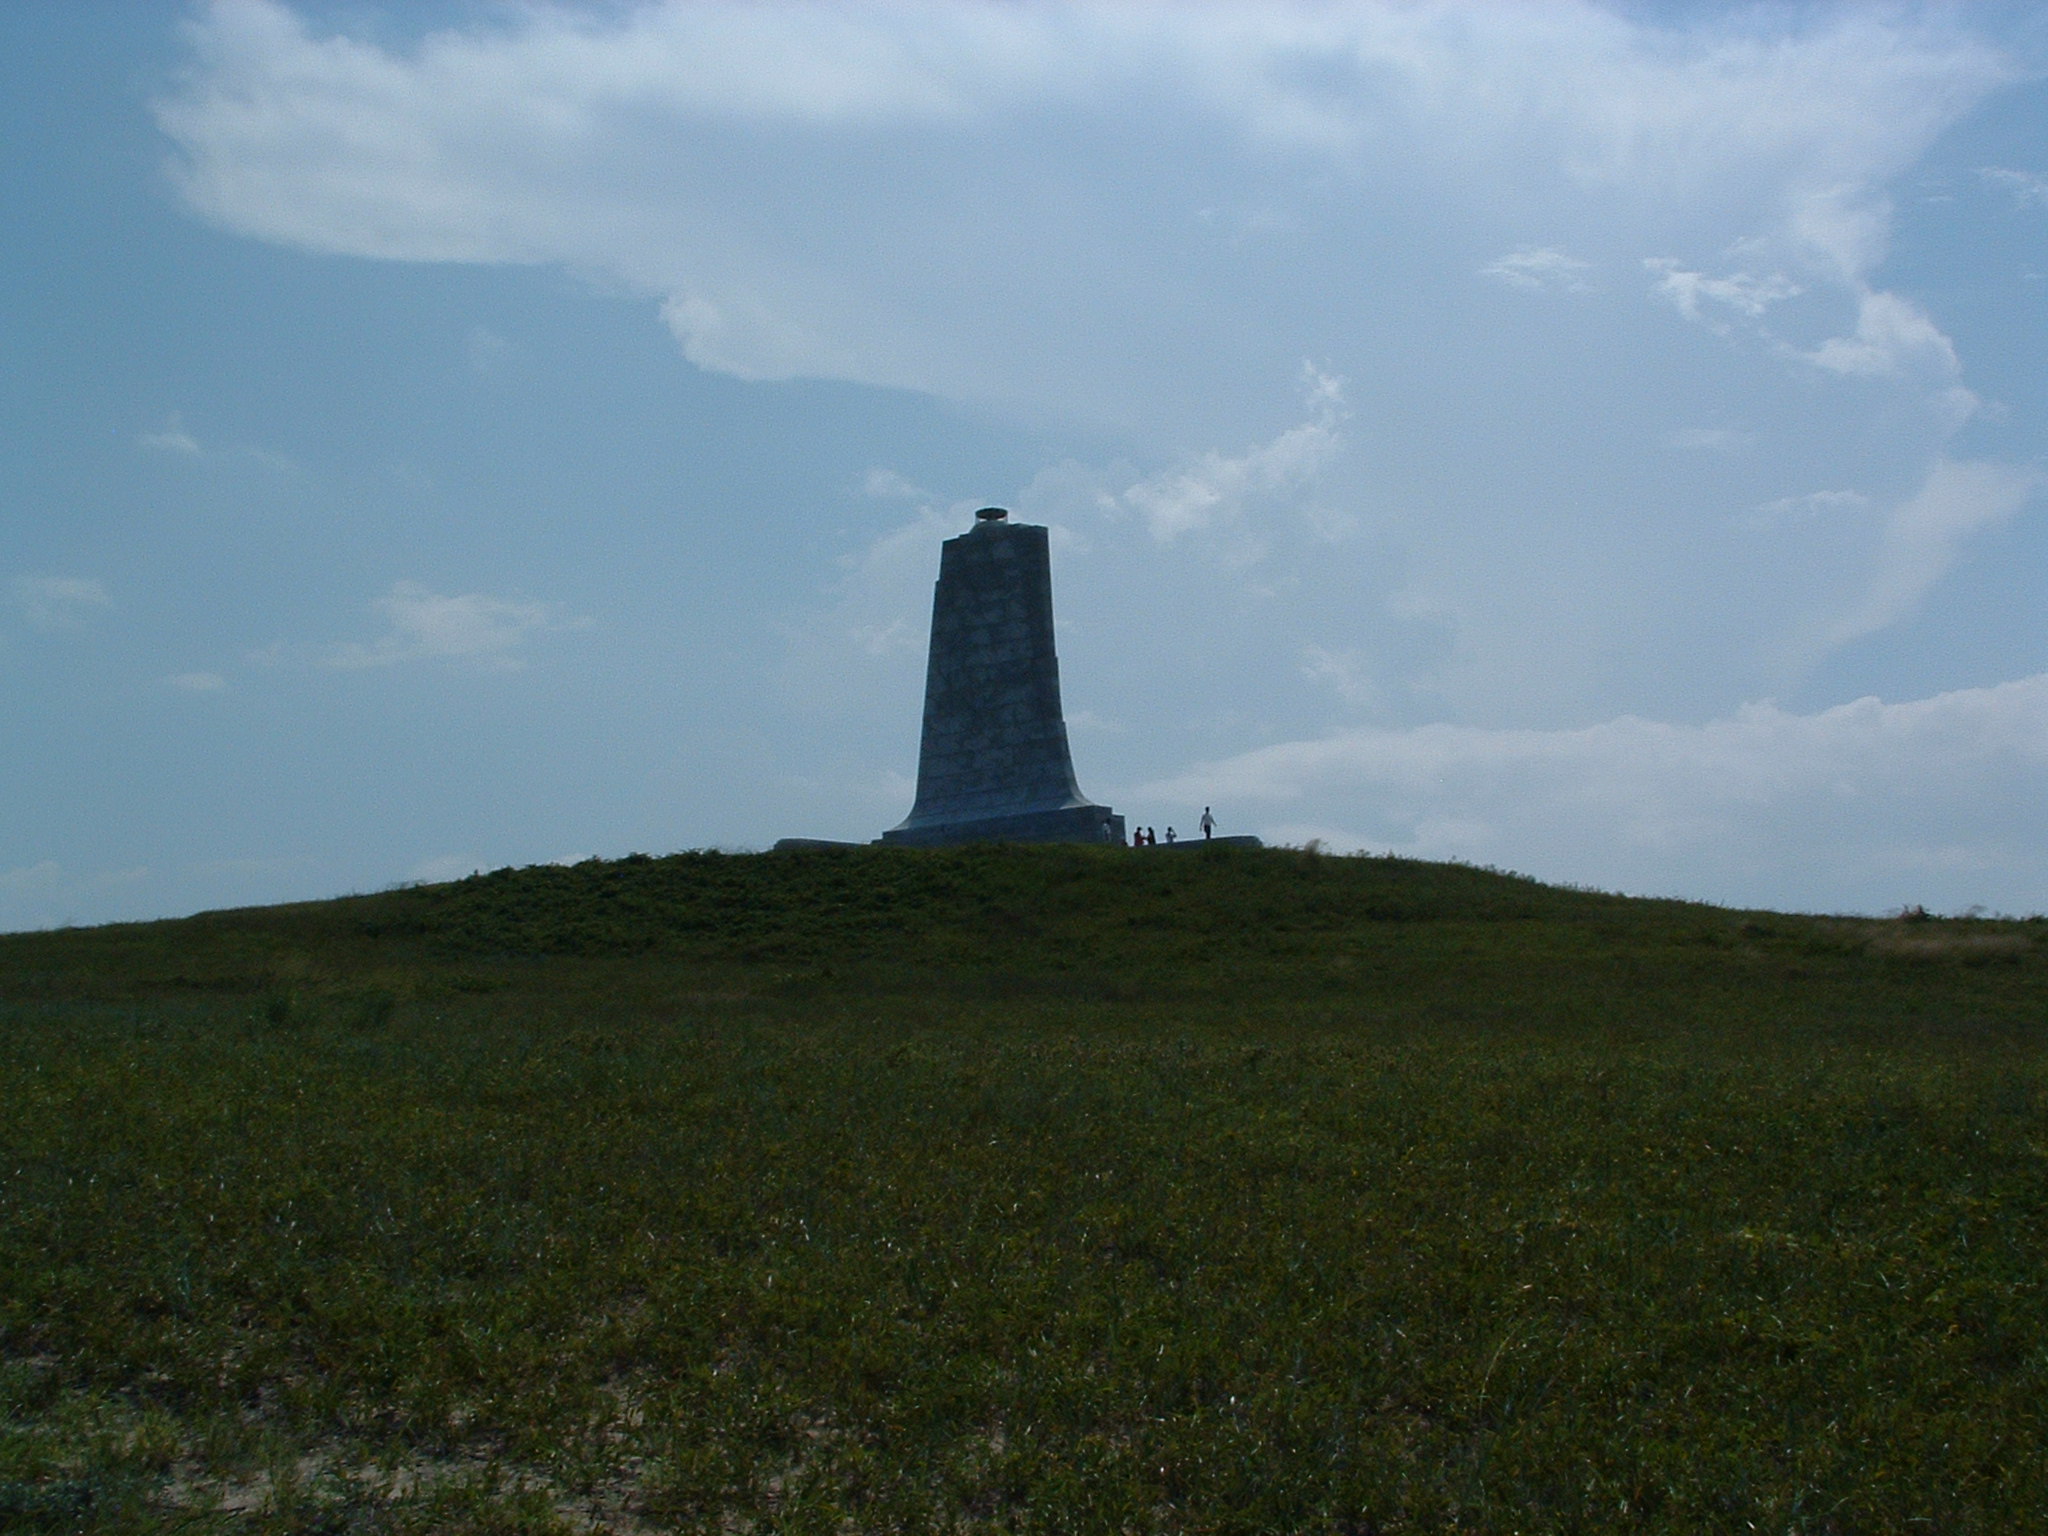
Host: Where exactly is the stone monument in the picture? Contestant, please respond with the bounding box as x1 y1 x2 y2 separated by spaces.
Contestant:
880 508 1124 847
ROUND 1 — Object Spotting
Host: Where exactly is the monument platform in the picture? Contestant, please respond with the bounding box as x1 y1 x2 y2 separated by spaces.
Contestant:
771 831 1262 852
880 804 1121 848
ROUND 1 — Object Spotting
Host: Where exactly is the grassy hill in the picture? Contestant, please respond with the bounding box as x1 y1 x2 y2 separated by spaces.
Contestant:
2 845 2044 1532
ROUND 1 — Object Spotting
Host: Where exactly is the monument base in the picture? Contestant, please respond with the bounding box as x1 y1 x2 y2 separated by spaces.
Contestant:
880 804 1124 848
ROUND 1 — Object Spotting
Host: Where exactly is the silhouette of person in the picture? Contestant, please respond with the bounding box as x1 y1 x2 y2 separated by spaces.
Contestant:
1165 827 1177 843
1200 806 1215 840
1145 827 1156 846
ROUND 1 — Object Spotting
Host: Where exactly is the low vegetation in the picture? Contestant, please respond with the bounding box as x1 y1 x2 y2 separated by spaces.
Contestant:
2 844 2044 1532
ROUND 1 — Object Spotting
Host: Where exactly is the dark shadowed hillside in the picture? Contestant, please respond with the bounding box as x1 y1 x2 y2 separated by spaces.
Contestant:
2 849 2044 1533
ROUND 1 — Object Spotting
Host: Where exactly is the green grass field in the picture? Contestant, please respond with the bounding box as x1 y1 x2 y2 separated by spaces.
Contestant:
2 845 2044 1532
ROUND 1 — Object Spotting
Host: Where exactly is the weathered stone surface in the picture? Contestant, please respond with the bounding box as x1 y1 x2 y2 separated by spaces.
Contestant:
883 514 1122 847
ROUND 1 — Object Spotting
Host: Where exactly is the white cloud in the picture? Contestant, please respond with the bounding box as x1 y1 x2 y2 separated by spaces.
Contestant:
151 0 2044 853
1979 166 2048 209
1797 287 1962 381
239 444 300 474
1754 489 1869 520
849 616 915 658
1144 674 2048 912
11 576 111 630
156 2 2012 422
1301 503 1362 544
1301 644 1380 708
1480 246 1592 292
465 324 517 376
1115 367 1344 543
325 581 569 670
0 859 63 898
1828 458 2043 646
406 854 481 884
0 860 151 934
139 414 202 455
660 292 862 385
167 671 229 692
1648 251 1972 422
776 500 964 717
135 418 301 471
1064 708 1123 735
189 856 308 879
863 467 928 501
1645 166 1972 405
1646 259 1800 326
1664 427 1753 453
1783 185 1894 283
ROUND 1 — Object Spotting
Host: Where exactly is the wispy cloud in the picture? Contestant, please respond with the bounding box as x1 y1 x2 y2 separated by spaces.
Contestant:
778 501 962 713
0 859 150 933
465 324 518 376
1979 166 2048 209
138 414 201 455
1480 246 1592 292
1301 644 1380 708
1648 251 1971 421
1645 259 1800 327
1664 427 1752 453
1115 367 1344 544
406 854 482 884
848 616 915 658
660 291 860 385
167 671 229 692
863 467 929 501
1754 489 1869 521
0 859 64 899
11 576 111 630
135 414 301 471
157 1 2011 419
1828 458 2043 647
1144 674 2048 911
143 0 2045 907
1796 288 1962 381
325 582 573 671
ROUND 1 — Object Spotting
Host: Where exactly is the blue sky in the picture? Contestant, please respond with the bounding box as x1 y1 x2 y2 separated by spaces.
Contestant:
4 0 2047 928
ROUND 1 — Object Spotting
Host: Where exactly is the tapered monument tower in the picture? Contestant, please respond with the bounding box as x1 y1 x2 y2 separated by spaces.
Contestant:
882 508 1122 847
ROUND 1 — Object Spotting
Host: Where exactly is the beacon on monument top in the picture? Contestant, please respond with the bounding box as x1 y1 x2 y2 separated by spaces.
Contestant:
973 506 1008 522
